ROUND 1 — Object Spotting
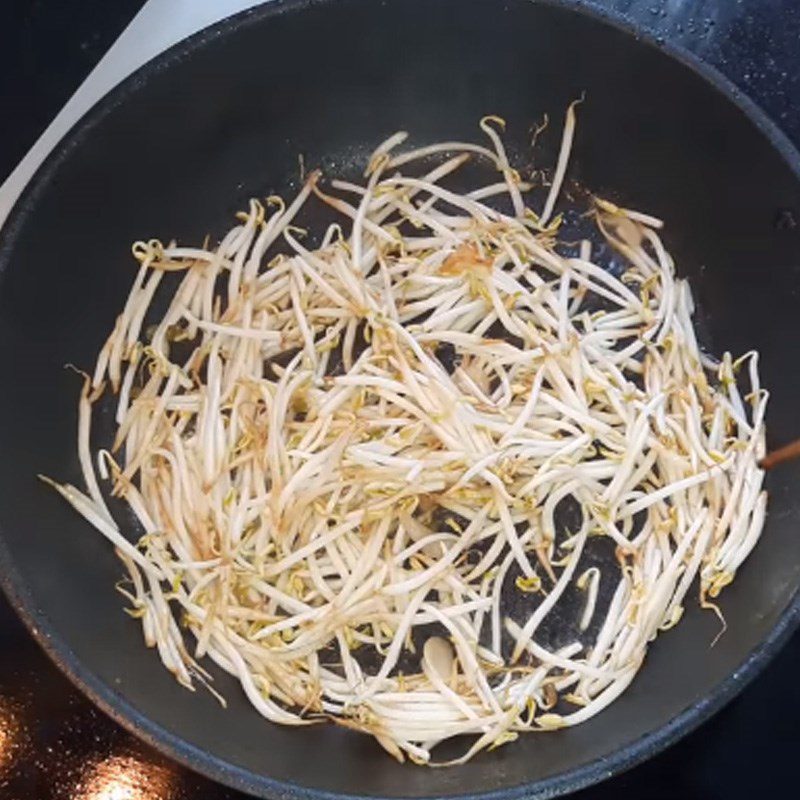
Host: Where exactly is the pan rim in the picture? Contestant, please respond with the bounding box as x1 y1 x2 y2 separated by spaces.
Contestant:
0 0 798 798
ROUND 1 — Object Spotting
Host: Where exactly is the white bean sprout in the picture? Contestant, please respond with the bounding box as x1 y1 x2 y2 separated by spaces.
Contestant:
45 107 768 765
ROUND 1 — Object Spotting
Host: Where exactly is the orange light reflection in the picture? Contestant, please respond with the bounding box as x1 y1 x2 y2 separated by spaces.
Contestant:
0 695 22 773
73 753 176 800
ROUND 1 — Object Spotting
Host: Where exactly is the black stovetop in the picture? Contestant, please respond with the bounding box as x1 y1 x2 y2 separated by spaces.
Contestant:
0 1 798 798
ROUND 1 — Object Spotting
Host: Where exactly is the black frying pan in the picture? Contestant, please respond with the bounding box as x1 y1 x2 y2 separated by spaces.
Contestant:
1 1 799 798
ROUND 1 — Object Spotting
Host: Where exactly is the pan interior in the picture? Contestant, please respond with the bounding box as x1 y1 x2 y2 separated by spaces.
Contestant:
0 0 799 797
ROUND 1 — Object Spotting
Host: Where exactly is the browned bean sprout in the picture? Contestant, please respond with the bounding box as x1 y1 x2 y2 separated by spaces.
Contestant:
45 107 767 765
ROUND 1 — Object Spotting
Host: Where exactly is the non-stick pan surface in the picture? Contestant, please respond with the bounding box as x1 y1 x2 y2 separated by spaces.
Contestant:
1 1 799 798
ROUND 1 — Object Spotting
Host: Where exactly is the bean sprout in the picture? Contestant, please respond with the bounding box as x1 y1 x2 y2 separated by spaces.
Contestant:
45 107 767 765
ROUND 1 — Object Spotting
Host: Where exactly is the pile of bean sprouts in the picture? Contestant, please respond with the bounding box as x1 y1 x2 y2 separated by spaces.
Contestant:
46 106 768 765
